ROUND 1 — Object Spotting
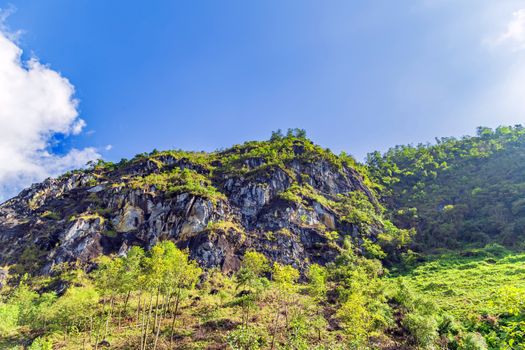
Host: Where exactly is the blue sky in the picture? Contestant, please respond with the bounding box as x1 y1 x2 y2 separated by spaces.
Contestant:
1 1 525 198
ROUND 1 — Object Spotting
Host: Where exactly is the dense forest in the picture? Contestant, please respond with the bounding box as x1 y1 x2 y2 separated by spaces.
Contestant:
367 125 525 253
1 127 525 349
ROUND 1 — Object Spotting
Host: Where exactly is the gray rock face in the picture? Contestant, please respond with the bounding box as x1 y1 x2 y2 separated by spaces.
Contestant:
113 204 144 233
0 141 381 274
0 268 8 289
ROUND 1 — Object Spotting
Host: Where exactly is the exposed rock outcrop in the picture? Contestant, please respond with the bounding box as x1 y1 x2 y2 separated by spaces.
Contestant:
0 137 387 274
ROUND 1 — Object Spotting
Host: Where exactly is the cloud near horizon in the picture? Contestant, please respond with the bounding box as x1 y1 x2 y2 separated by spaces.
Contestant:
492 8 525 50
0 27 99 201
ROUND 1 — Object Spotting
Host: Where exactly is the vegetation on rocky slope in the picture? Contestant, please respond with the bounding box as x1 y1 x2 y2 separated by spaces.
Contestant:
0 129 408 275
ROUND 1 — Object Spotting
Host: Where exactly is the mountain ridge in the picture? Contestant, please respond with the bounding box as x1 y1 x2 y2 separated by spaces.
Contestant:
0 130 406 275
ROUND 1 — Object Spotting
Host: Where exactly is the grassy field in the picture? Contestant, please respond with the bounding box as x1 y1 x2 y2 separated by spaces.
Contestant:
390 245 525 348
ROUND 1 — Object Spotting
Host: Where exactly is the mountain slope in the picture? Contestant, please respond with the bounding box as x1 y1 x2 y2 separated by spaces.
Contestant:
367 125 525 252
0 132 405 275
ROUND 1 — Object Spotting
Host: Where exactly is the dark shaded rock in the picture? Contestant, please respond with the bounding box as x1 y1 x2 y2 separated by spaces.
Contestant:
236 290 252 298
202 318 238 331
98 340 110 348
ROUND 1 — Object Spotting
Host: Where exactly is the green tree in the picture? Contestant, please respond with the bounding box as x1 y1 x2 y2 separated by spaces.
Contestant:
50 285 99 345
336 292 371 348
330 239 392 348
117 246 144 327
93 255 123 342
306 264 328 341
270 262 299 349
161 242 201 348
231 251 269 349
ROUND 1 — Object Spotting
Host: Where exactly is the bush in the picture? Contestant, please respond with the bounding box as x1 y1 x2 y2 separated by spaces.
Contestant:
336 293 371 347
28 337 53 350
404 313 438 349
0 302 19 337
226 325 267 350
460 333 488 350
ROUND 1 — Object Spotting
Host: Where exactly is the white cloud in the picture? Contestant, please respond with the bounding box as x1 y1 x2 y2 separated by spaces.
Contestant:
0 19 100 201
487 8 525 50
0 6 22 41
498 9 525 44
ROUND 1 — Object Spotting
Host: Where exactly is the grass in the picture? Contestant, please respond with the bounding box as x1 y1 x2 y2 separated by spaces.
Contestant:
41 210 60 220
391 246 525 319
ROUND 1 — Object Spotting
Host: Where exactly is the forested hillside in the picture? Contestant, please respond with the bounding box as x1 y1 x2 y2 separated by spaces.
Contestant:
367 125 525 252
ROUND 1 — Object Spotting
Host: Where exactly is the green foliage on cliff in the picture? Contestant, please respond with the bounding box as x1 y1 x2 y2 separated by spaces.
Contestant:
60 129 406 262
81 129 378 217
130 167 226 203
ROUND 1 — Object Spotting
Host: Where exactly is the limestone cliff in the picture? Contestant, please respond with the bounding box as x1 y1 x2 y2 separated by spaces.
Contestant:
0 136 395 274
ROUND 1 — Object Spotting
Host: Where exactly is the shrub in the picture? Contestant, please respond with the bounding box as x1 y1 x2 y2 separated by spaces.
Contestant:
0 302 19 337
336 293 371 347
28 337 53 350
227 325 267 350
404 313 438 349
460 333 488 350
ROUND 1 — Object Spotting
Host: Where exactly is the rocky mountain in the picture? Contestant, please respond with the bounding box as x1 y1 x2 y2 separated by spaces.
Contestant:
0 132 403 275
